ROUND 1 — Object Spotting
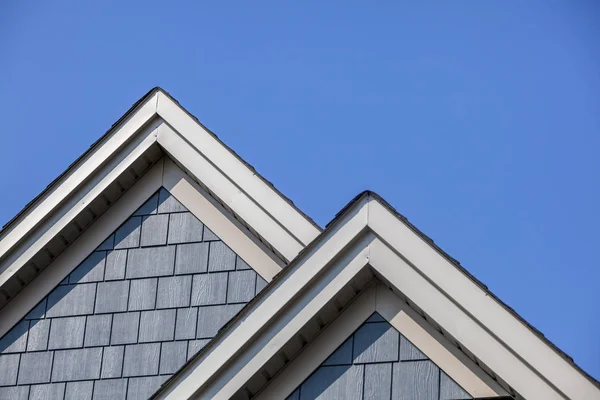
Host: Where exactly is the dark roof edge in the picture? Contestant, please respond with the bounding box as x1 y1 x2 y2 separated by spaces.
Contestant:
1 87 322 237
155 189 598 397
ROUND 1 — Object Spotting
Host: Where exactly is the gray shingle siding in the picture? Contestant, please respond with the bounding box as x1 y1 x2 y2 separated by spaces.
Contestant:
0 188 266 399
289 312 472 400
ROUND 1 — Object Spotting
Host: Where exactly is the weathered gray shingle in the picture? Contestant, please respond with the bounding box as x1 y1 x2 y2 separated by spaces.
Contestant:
18 352 53 384
363 363 392 400
126 246 176 279
440 371 472 400
100 346 124 379
300 365 364 400
256 275 268 294
157 188 187 213
157 275 192 309
159 341 187 374
174 242 209 275
123 343 160 377
353 322 399 364
139 309 176 342
127 376 168 400
202 227 219 241
25 298 47 320
96 234 114 251
84 314 112 347
400 334 428 361
111 312 140 345
93 378 127 400
128 278 157 311
0 354 20 385
65 381 93 400
167 212 204 244
95 281 129 314
175 308 198 340
46 284 96 318
51 348 102 382
48 316 86 349
69 252 105 283
134 192 159 216
323 337 353 366
114 216 141 249
104 249 127 281
196 304 244 338
27 319 50 351
0 320 28 353
207 241 236 272
227 270 256 303
235 256 251 270
392 360 439 400
187 339 210 360
140 214 169 247
0 386 29 400
191 273 227 306
29 383 65 400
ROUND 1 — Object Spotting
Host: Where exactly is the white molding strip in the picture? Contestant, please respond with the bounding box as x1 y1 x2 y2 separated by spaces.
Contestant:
161 158 284 281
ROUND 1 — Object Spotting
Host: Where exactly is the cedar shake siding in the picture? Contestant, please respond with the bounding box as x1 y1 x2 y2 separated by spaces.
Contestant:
0 189 266 400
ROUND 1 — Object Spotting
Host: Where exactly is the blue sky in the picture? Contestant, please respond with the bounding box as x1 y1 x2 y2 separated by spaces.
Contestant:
1 1 599 381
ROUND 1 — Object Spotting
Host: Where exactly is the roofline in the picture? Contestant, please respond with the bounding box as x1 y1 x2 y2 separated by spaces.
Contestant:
156 190 599 399
1 87 322 236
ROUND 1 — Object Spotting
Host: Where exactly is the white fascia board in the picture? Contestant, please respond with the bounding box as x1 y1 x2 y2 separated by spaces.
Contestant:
157 124 303 261
162 158 285 280
367 199 600 400
0 119 161 288
156 91 320 247
0 161 164 338
157 197 370 400
0 92 159 261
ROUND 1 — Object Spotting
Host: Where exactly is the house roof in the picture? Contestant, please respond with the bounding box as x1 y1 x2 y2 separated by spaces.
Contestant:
1 88 598 400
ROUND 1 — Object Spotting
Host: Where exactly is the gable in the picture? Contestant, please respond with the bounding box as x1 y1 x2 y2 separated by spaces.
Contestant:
285 312 471 400
0 187 267 399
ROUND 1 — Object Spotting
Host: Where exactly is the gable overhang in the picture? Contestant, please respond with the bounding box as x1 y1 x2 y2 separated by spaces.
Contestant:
155 193 600 400
0 88 321 324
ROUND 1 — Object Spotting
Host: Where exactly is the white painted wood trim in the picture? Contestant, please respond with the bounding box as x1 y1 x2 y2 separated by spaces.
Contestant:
161 158 284 281
0 92 159 259
254 284 377 400
375 283 507 398
0 161 164 338
0 121 160 288
156 91 320 247
157 125 304 261
368 199 598 400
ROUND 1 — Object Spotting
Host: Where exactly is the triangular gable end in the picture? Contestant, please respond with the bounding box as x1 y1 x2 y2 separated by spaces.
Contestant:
285 312 471 400
0 87 320 338
156 193 600 400
0 187 269 399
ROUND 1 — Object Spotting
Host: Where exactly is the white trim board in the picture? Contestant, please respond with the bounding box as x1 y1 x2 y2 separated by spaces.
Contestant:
156 194 600 400
0 158 285 338
0 88 320 309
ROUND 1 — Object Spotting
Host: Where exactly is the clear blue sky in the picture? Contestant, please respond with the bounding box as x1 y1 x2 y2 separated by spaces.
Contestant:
1 1 599 381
